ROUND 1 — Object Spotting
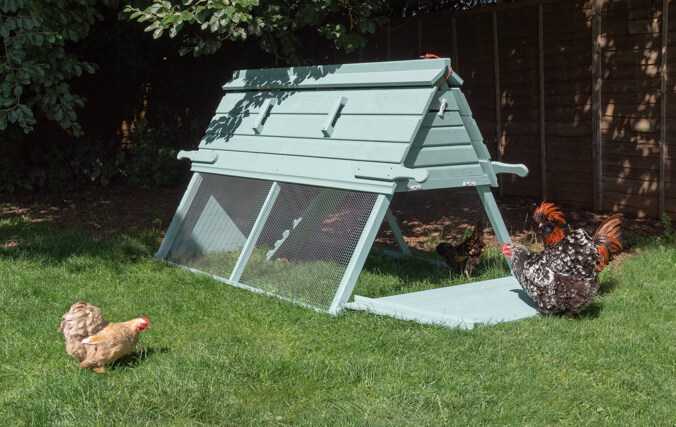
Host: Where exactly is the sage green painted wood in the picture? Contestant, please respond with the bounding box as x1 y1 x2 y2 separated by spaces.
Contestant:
328 193 392 314
406 145 478 168
188 152 397 194
155 172 202 259
478 160 499 187
201 113 423 144
252 98 273 134
412 126 472 147
491 162 529 177
229 182 281 283
215 88 437 116
354 164 429 183
395 164 491 192
476 185 511 247
346 276 537 329
450 87 472 116
420 111 464 127
385 209 411 256
223 59 451 91
321 96 348 137
177 150 218 164
428 90 461 112
200 135 410 164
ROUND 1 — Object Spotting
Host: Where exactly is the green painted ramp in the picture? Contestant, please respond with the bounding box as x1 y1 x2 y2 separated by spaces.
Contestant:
346 277 539 329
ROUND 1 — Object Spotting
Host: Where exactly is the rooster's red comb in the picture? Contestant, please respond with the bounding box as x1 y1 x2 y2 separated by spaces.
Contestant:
533 202 566 224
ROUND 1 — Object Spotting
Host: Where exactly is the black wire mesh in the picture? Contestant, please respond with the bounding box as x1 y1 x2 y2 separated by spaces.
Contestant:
375 187 491 253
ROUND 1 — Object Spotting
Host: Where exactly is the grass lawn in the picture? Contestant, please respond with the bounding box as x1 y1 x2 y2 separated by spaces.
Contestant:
1 215 674 425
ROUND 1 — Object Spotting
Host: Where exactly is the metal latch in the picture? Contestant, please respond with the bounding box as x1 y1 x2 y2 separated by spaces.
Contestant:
438 98 448 117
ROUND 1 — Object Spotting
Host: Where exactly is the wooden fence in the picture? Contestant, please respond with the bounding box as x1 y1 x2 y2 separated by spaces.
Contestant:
313 0 674 218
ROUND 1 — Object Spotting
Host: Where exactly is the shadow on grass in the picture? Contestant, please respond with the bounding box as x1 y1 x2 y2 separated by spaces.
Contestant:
110 346 169 370
598 274 620 296
0 220 160 264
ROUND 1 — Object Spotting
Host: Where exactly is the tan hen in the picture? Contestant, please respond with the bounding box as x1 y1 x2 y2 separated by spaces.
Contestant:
79 317 151 373
58 301 109 362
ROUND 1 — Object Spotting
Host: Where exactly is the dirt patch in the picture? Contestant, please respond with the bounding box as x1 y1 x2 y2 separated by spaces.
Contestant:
0 185 184 237
0 185 666 254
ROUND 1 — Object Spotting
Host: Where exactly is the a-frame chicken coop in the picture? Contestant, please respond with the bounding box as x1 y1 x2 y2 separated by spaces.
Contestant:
156 58 538 328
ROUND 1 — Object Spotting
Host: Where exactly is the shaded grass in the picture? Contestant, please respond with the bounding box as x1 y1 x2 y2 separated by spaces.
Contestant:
1 217 675 425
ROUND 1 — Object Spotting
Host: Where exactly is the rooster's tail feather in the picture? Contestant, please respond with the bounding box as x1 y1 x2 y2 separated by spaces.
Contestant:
593 213 623 271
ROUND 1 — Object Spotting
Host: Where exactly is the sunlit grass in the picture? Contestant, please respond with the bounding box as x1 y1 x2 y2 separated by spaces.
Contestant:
1 218 674 425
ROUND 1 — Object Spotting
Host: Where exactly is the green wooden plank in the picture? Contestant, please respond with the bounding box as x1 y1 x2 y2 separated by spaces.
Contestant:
215 88 437 116
460 115 491 161
188 151 397 195
411 126 472 148
201 113 422 144
223 59 451 90
201 135 409 164
428 90 461 112
420 111 464 127
406 145 478 168
450 88 473 117
395 164 490 191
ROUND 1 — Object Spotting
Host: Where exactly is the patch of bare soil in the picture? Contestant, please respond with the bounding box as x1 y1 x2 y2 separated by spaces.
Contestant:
1 185 665 258
0 185 184 237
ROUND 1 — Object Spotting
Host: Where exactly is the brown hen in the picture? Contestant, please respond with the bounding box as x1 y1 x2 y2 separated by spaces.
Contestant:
436 221 485 279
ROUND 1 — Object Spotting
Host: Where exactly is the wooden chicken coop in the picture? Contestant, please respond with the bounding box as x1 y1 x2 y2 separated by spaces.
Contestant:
156 58 538 329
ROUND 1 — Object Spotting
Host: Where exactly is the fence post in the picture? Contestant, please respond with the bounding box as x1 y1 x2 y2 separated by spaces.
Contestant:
591 0 603 211
660 0 669 216
451 14 459 73
538 3 546 202
492 10 503 196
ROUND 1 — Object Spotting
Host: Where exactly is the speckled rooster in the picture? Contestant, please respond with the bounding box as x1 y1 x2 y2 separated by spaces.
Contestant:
532 202 567 247
501 204 623 315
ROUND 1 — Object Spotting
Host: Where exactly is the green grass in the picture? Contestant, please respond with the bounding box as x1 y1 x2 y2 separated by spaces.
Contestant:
1 217 675 425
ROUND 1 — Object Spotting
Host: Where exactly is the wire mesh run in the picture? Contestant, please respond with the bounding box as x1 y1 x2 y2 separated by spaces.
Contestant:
164 173 379 312
165 173 273 278
374 187 511 281
377 187 490 252
238 183 378 311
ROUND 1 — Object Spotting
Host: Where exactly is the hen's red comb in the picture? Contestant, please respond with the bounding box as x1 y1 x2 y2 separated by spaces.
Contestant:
533 202 566 224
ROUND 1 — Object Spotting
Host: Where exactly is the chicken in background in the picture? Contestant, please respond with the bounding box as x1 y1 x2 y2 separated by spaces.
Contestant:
436 221 486 279
79 317 151 373
533 202 567 247
58 301 109 362
501 211 623 315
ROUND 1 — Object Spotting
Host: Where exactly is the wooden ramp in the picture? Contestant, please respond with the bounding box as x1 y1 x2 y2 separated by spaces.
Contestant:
345 276 539 329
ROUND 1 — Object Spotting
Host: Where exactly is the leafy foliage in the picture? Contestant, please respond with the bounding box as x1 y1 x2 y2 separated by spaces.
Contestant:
123 1 515 63
0 0 120 135
124 0 388 62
